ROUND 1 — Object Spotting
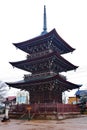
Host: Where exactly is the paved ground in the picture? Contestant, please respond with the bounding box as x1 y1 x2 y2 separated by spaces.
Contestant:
0 115 87 130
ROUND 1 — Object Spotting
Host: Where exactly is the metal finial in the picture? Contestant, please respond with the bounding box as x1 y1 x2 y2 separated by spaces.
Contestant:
41 5 47 35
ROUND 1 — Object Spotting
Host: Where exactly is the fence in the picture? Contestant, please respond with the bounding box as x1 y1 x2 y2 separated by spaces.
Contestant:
9 103 80 115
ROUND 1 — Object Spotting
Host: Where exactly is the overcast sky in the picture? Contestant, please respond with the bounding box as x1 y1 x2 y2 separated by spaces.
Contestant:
0 0 87 96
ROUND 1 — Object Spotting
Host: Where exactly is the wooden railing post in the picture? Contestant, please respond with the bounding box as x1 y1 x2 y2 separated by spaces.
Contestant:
45 103 47 113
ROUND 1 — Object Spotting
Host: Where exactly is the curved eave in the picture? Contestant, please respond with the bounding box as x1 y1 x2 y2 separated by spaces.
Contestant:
6 74 82 91
9 51 78 72
13 29 75 54
53 29 75 53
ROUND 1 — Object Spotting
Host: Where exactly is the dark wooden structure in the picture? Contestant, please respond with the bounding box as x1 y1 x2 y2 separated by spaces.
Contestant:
6 6 81 118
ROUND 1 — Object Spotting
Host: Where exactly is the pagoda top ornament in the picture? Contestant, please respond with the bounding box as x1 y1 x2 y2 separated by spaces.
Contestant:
41 5 47 35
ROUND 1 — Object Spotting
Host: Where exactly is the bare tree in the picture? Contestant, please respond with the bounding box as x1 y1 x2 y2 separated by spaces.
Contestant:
0 81 8 100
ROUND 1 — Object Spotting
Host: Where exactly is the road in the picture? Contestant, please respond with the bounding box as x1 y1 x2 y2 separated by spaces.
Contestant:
0 115 87 130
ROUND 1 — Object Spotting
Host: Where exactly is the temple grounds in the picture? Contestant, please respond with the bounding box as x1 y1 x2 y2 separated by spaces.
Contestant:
0 115 87 130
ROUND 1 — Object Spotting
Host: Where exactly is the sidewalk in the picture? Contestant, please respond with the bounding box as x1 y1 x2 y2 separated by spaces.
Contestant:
0 115 87 130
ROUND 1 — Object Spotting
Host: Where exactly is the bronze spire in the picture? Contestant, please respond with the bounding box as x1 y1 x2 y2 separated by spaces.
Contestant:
41 5 47 35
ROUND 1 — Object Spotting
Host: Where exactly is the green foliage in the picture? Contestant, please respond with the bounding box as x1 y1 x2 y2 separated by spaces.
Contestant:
79 97 87 114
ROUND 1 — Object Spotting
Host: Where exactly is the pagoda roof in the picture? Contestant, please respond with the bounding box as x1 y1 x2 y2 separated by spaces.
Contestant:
6 74 81 91
9 51 78 73
13 29 75 54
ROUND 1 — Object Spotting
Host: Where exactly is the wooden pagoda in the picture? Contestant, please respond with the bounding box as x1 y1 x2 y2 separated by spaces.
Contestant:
7 6 81 105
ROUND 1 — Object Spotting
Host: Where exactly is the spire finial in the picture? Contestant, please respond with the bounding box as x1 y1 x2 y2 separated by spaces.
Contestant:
41 5 47 35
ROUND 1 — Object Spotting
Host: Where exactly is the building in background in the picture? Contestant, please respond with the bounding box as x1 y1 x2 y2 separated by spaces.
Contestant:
68 97 79 104
16 91 29 104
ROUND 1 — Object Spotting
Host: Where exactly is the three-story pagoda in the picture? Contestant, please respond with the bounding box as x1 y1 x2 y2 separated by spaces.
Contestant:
7 6 81 104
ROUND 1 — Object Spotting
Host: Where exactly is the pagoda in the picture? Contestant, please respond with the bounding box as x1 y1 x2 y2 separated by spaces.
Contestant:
7 6 81 104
